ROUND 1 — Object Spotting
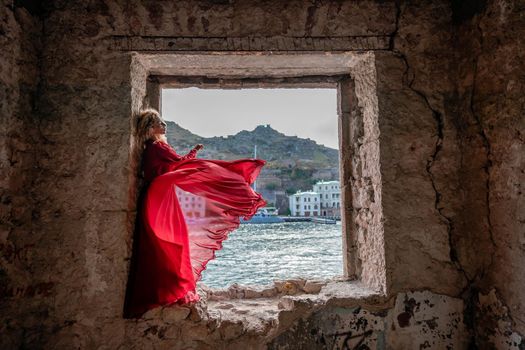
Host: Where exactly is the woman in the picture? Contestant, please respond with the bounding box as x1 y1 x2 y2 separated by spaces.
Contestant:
124 109 266 318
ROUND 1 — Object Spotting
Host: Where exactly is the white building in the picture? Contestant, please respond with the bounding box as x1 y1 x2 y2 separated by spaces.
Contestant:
312 180 341 217
288 191 320 217
176 187 206 219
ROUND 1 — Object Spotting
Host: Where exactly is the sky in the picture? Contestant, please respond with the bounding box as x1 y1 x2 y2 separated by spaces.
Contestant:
161 88 339 149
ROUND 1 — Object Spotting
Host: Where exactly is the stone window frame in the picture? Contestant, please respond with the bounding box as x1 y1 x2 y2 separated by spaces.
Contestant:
130 52 386 297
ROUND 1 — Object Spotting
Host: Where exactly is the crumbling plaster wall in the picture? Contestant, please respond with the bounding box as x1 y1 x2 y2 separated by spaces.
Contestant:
0 0 523 349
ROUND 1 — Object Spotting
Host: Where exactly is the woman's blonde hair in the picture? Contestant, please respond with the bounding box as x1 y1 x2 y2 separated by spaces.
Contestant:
131 108 166 178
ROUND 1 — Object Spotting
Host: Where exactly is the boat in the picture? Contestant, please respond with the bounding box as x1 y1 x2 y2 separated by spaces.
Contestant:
241 207 285 224
310 217 337 224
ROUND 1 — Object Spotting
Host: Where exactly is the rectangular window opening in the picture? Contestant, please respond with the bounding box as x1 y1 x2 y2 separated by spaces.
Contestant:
160 86 343 289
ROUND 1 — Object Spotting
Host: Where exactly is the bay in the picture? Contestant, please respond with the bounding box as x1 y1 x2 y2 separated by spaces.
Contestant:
199 222 343 288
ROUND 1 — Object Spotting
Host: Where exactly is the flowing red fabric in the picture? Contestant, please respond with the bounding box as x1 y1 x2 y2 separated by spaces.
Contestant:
124 140 266 318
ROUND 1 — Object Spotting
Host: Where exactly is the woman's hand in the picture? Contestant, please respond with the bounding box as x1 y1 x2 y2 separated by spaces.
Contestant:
193 144 204 151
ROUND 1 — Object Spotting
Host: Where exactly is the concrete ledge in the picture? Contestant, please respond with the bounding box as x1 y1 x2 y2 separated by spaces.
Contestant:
110 35 390 52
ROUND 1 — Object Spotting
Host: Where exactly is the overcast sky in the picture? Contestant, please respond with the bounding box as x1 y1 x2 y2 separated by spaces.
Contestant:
161 88 339 149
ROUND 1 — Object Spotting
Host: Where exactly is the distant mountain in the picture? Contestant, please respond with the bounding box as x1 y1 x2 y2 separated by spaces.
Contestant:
165 121 340 207
166 122 338 169
165 121 205 146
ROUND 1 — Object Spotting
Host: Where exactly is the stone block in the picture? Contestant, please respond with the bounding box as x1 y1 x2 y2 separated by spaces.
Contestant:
161 305 190 323
219 321 245 340
141 307 162 320
275 279 306 295
303 280 325 294
188 302 208 322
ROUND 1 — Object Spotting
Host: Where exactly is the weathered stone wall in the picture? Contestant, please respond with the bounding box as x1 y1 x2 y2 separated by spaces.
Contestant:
0 2 43 347
1 0 523 349
378 0 469 294
2 1 134 348
30 2 134 347
453 0 525 347
270 290 468 349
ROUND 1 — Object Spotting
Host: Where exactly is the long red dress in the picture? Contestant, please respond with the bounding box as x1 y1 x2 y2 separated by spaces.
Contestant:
124 140 266 318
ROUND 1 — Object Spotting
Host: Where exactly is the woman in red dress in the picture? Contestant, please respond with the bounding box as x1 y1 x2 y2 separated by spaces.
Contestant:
124 109 266 318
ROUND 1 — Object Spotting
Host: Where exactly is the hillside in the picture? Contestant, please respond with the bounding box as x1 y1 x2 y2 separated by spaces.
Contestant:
166 122 338 169
165 122 340 207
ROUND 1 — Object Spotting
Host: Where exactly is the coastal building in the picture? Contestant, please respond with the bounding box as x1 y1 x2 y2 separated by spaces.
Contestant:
312 180 341 218
175 187 206 219
288 191 320 217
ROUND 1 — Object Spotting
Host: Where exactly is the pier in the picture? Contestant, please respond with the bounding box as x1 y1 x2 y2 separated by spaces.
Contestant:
281 216 340 223
281 216 311 222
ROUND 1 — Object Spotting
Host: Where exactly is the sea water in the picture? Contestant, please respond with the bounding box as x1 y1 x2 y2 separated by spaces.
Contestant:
199 222 343 288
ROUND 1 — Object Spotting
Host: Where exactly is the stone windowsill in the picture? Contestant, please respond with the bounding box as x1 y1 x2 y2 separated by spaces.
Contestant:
138 278 385 338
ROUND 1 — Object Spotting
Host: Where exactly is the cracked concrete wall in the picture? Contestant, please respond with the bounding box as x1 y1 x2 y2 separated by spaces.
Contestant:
453 0 525 347
376 49 467 297
378 0 469 294
1 0 524 348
